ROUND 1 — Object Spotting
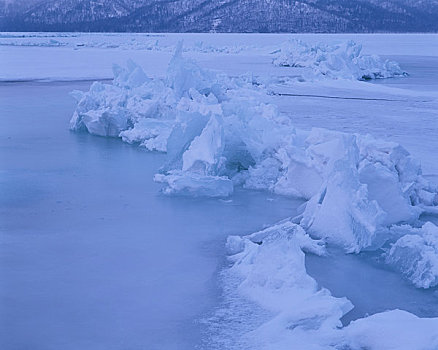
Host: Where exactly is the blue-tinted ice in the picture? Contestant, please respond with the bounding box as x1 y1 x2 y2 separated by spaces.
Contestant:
0 82 299 350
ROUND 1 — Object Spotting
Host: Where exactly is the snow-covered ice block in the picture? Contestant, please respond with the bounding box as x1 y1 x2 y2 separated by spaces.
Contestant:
224 221 438 349
70 82 130 137
300 159 387 253
273 39 407 81
386 222 438 288
289 128 434 252
226 221 353 349
119 118 174 152
72 108 129 137
113 59 150 89
341 309 438 350
167 41 219 99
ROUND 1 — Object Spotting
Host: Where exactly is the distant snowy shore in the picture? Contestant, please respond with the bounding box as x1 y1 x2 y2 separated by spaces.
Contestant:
2 32 438 83
68 39 438 349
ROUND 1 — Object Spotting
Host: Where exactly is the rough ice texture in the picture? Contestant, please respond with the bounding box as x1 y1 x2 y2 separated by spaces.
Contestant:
386 222 438 288
340 309 438 350
245 126 436 252
225 222 438 349
70 44 438 278
225 221 353 349
69 40 438 349
272 40 407 81
70 43 295 197
294 129 435 253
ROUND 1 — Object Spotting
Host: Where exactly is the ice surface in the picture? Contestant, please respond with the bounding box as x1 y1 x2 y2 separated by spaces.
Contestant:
70 45 296 197
4 33 438 350
0 82 301 350
273 39 407 81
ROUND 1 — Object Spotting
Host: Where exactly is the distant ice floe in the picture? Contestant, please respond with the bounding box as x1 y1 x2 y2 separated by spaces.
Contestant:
0 33 249 53
272 39 407 81
71 43 438 349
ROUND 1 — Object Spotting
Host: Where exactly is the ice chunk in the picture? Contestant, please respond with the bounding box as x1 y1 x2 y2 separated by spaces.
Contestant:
301 159 386 253
341 309 438 350
79 108 129 137
273 153 323 199
177 88 222 116
386 222 438 288
226 221 352 349
182 115 225 173
113 59 150 89
69 81 130 136
166 41 219 99
162 111 211 171
222 221 438 349
70 45 295 197
119 118 174 152
156 114 230 196
359 160 420 225
273 39 407 81
285 128 434 252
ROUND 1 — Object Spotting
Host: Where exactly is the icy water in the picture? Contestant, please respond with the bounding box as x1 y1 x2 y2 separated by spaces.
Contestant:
0 82 299 350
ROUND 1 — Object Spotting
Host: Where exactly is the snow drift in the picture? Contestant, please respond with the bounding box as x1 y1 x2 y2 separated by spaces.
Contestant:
272 39 407 81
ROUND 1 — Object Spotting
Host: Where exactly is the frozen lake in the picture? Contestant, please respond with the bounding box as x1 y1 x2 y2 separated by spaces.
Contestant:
1 33 438 349
0 81 300 350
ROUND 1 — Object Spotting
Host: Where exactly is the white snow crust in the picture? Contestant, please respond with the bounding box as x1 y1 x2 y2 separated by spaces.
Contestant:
272 39 407 81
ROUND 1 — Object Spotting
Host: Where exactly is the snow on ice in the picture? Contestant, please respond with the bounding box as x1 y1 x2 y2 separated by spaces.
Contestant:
224 221 438 350
70 42 438 349
272 39 407 81
225 221 353 350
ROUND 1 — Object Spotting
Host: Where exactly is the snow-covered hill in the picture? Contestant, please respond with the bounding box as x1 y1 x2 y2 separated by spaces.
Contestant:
1 0 438 32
